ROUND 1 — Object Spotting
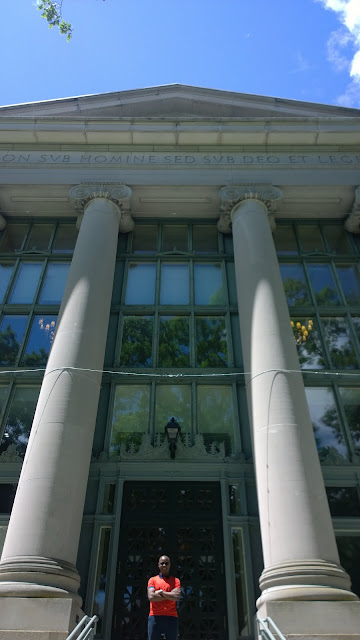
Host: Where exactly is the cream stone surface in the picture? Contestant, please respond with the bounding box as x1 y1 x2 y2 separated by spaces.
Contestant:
230 195 355 603
0 597 83 639
0 197 122 600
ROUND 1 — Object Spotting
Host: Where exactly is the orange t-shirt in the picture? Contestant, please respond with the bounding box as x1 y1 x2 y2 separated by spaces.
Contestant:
147 574 181 617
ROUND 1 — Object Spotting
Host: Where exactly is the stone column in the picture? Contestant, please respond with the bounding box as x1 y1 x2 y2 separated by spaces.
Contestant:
0 186 133 603
218 185 356 605
345 185 360 234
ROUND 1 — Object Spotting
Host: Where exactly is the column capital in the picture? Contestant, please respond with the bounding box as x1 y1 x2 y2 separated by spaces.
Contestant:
217 184 283 233
69 184 135 232
344 185 360 233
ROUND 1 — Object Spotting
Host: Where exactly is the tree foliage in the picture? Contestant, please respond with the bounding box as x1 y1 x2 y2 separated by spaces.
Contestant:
37 1 73 41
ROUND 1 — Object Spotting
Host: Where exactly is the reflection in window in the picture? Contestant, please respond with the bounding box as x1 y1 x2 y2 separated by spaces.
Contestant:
231 529 249 636
160 264 189 304
194 264 225 305
52 224 78 253
38 263 70 304
196 317 228 367
321 318 358 369
120 317 153 367
93 527 111 634
155 385 191 433
273 226 298 255
0 386 40 458
0 225 27 253
298 226 324 252
8 262 43 304
158 317 190 367
0 315 28 365
0 264 14 303
305 387 348 462
197 386 234 453
22 315 57 366
337 537 360 598
280 264 311 306
163 226 188 252
110 385 150 455
125 264 156 305
323 226 353 254
326 487 360 516
25 224 54 251
339 387 360 455
193 226 218 253
336 264 360 305
307 264 341 306
132 226 157 254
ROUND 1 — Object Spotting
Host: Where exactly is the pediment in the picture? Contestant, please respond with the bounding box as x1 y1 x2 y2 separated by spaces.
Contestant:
1 84 359 120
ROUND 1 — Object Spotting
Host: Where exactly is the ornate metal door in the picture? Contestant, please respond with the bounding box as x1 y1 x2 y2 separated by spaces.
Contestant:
112 482 227 640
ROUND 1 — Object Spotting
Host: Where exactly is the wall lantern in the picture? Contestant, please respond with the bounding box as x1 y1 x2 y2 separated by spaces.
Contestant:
165 417 181 459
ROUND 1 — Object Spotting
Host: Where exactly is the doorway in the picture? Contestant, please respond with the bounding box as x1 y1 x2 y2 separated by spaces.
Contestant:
112 481 227 640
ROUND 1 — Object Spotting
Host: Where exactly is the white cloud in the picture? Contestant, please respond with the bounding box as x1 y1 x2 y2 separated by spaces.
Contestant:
316 0 360 105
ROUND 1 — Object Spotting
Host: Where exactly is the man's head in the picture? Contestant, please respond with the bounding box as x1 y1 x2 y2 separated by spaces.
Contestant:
158 554 171 576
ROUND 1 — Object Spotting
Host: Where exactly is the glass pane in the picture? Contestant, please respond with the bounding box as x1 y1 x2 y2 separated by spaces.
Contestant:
326 487 360 516
323 226 353 254
193 226 218 253
321 317 358 369
158 316 190 367
305 387 348 461
196 317 228 367
9 262 43 304
280 264 311 306
125 264 156 305
120 316 153 367
0 263 15 303
298 226 324 252
291 317 325 369
194 264 225 305
0 315 28 365
25 224 54 251
336 264 360 305
38 262 70 304
339 387 360 455
307 264 341 306
337 537 360 597
0 484 17 514
155 385 191 433
0 387 8 415
132 226 158 254
52 224 78 253
0 224 27 253
160 264 189 304
0 386 40 458
110 385 150 455
102 484 116 514
232 529 249 636
93 527 111 634
162 226 188 252
22 315 57 366
197 385 234 453
229 485 241 515
273 226 298 255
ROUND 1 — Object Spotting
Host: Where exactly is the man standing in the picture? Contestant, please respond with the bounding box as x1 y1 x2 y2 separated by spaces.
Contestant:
147 555 181 640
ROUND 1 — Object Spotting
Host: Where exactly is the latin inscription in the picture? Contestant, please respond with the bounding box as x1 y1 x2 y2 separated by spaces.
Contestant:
1 152 360 166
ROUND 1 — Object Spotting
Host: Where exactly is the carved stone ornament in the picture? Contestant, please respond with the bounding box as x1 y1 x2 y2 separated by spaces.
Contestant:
217 184 283 233
344 185 360 234
93 433 247 463
69 184 133 211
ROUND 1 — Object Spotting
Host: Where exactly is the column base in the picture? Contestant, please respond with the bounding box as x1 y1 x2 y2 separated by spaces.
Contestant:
258 559 357 606
0 556 81 606
257 600 360 640
0 597 84 640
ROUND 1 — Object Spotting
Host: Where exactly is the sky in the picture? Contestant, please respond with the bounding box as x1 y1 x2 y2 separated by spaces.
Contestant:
2 0 360 108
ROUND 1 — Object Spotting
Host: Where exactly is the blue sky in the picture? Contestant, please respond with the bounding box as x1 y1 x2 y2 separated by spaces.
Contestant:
2 0 360 108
